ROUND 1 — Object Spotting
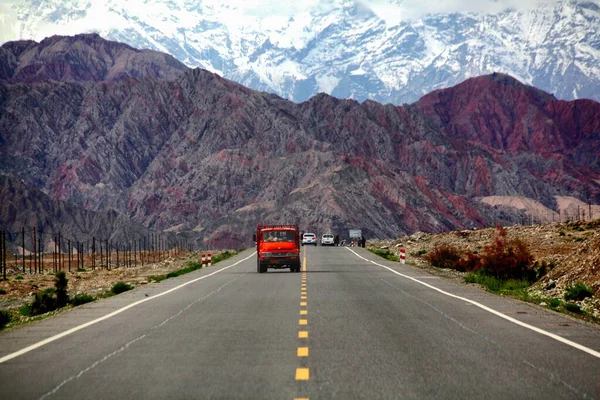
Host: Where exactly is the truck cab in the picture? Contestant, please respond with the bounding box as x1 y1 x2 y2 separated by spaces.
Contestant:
255 224 301 273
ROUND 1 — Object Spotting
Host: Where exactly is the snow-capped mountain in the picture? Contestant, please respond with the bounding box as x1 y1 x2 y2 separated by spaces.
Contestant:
1 0 599 104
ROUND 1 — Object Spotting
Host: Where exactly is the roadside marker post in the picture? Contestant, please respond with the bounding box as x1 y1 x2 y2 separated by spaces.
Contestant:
400 248 406 265
201 253 206 267
208 253 212 267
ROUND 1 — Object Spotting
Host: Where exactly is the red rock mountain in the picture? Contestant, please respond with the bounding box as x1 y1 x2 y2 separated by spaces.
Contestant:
1 34 599 247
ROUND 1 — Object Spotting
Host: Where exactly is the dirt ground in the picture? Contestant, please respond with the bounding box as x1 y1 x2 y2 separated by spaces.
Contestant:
367 220 600 320
0 251 216 311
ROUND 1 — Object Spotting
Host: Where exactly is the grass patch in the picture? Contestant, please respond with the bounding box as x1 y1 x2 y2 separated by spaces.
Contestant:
111 282 133 295
464 270 530 293
19 304 32 316
151 251 239 282
564 282 594 302
212 251 236 264
368 249 400 262
70 294 95 307
16 275 24 281
148 275 167 283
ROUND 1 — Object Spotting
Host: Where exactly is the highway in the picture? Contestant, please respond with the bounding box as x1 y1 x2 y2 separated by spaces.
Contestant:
1 246 599 399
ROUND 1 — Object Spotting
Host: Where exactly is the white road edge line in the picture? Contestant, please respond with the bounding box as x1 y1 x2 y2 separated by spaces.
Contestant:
346 247 600 359
0 252 257 364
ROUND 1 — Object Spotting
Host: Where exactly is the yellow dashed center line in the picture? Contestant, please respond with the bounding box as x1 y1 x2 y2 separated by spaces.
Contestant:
297 347 309 357
295 368 310 380
295 250 310 398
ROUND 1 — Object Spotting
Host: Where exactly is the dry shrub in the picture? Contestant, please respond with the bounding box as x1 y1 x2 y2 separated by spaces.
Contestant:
480 225 534 281
455 250 482 272
424 244 462 269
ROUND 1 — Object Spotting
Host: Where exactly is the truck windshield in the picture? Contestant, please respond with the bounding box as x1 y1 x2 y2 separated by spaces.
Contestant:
263 231 295 242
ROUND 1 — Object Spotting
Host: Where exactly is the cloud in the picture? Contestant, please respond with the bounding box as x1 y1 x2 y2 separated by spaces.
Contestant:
361 0 571 24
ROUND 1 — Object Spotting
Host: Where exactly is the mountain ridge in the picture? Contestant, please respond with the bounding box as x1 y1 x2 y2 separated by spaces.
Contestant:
2 0 599 104
1 34 599 247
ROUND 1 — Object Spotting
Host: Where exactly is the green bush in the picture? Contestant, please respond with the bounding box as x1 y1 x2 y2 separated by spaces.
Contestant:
564 303 583 314
564 282 594 302
166 271 179 278
55 271 69 308
111 282 133 295
70 294 95 307
0 288 7 295
0 310 11 329
558 230 565 236
16 275 23 280
548 298 561 308
424 245 461 269
31 288 57 316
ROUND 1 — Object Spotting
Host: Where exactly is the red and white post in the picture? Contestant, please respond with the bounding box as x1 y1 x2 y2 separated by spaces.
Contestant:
201 253 206 267
400 248 406 265
207 253 212 267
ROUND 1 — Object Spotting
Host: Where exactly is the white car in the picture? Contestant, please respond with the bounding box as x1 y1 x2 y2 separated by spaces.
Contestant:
302 233 317 246
321 234 335 246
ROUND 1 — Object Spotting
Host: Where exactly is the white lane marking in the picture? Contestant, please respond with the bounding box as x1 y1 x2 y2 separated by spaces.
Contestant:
0 252 257 364
346 247 600 360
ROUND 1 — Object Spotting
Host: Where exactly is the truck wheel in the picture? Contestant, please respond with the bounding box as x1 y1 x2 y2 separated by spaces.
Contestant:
259 262 268 274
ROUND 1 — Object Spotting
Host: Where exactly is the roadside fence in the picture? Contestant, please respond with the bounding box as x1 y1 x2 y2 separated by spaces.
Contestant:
0 228 194 280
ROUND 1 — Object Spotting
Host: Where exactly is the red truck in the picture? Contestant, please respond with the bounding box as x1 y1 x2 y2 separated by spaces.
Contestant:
255 224 301 273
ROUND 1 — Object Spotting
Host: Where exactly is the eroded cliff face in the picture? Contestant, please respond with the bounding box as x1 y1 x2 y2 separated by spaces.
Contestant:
1 35 598 245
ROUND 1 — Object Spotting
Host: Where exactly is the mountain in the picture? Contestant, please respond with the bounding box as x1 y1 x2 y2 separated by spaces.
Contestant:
1 0 599 105
1 34 599 247
0 175 156 247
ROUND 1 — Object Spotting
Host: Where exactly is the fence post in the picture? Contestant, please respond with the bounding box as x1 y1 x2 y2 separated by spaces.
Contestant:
38 229 43 274
22 226 26 273
32 228 37 274
1 230 5 280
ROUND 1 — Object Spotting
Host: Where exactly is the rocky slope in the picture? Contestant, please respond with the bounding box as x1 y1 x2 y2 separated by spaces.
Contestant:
1 34 599 247
369 219 600 319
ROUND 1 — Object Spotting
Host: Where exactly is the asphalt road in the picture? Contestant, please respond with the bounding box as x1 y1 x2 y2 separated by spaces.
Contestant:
1 246 600 399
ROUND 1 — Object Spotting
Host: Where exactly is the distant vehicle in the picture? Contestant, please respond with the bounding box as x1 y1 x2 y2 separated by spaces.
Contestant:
255 224 301 273
321 233 335 246
302 233 317 246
